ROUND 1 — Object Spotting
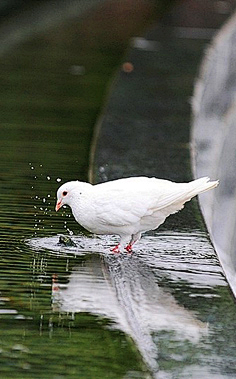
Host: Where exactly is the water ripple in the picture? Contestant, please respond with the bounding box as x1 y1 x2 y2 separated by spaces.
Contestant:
27 229 224 375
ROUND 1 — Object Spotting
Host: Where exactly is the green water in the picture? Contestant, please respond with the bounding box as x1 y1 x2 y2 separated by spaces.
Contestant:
0 21 147 379
2 3 236 379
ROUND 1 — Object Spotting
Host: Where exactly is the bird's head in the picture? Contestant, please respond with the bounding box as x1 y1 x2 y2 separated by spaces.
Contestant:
55 181 80 212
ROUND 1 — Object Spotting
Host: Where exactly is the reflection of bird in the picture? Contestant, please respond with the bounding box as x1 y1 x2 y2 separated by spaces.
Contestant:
55 176 218 252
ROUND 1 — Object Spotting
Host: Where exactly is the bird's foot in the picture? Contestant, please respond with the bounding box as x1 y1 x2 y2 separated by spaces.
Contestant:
125 244 133 254
111 243 133 254
111 244 120 253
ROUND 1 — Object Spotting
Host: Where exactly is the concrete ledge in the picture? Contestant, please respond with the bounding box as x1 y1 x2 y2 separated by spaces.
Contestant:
89 21 236 378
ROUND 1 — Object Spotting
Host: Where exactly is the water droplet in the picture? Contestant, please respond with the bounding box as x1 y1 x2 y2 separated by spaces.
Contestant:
47 176 51 180
56 178 62 182
42 198 46 203
31 166 34 170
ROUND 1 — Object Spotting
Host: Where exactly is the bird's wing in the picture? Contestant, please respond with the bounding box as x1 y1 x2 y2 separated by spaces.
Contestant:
94 188 151 227
94 179 201 227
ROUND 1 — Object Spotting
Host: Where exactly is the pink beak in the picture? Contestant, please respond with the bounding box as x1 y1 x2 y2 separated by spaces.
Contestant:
55 200 62 212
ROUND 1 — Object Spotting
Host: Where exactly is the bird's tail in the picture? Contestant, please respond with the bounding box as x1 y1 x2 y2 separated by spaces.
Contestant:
188 177 219 197
152 176 218 215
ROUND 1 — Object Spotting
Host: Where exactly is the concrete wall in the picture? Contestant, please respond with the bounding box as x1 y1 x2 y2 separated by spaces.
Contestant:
192 10 236 295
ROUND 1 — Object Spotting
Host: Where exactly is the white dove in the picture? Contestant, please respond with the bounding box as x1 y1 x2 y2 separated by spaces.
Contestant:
55 176 218 252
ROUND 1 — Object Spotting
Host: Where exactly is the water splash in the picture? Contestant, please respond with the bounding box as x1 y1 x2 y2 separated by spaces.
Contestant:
28 163 60 235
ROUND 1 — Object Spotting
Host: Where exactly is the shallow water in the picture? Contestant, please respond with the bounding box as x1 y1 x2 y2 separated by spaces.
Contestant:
1 3 236 379
0 126 148 378
0 14 146 378
26 230 235 378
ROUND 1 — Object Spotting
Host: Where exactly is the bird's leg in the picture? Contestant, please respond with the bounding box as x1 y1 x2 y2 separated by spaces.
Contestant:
114 236 131 253
125 243 133 253
111 244 120 253
125 232 141 253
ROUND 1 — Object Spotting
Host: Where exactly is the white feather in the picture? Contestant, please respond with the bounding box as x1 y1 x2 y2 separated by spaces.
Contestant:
56 176 218 251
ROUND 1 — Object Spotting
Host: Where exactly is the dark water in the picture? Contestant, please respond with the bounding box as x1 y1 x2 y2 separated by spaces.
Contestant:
0 125 146 377
1 3 236 379
0 57 234 379
0 14 146 378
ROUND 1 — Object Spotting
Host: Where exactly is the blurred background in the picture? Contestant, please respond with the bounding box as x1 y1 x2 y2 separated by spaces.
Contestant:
1 1 236 378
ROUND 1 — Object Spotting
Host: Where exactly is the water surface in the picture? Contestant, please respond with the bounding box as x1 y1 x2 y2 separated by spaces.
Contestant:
0 10 147 377
1 2 236 379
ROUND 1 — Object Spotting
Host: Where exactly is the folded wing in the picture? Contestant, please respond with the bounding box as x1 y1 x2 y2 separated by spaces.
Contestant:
94 177 218 228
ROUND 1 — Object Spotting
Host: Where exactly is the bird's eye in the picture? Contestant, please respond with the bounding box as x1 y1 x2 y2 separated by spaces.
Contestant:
62 191 68 196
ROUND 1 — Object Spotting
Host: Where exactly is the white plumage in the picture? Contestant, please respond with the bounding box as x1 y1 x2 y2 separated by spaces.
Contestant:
55 176 218 252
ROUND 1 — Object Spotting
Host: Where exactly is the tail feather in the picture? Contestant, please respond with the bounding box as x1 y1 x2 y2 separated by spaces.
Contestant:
189 177 219 197
159 177 219 217
152 177 218 213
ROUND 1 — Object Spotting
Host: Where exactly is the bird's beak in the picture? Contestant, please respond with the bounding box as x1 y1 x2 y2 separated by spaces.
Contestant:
55 199 62 212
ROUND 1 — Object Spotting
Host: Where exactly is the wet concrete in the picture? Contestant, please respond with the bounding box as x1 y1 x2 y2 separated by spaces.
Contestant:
90 5 236 378
90 24 210 231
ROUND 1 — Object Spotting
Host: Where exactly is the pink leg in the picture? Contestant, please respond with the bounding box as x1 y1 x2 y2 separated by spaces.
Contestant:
125 233 140 253
111 244 120 253
125 243 133 253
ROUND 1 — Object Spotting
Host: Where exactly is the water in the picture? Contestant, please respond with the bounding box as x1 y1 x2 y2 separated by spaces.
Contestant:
0 128 147 377
1 2 236 378
86 13 236 379
0 8 146 378
27 231 227 375
25 230 236 378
